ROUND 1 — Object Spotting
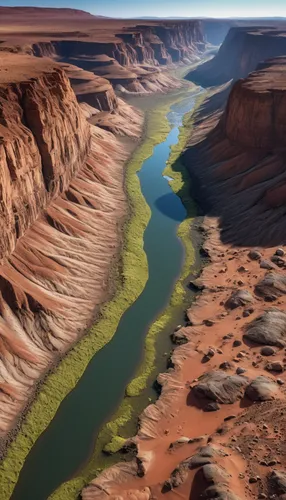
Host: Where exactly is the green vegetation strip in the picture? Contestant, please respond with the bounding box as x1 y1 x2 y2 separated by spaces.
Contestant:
52 88 207 500
0 92 191 500
126 94 206 397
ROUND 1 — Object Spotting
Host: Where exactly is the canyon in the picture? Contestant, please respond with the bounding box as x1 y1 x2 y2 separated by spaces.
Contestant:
1 6 286 500
77 21 286 500
0 8 209 447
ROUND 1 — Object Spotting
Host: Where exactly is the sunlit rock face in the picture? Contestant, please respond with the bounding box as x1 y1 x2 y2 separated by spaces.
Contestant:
0 53 142 443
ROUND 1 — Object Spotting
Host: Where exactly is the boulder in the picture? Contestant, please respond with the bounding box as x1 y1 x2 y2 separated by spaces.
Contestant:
245 376 279 401
268 470 286 495
244 309 286 347
275 248 285 257
193 371 248 404
163 464 188 491
266 361 284 372
248 250 262 260
225 290 253 310
260 260 276 270
260 346 276 356
271 255 285 268
202 464 230 484
255 272 286 301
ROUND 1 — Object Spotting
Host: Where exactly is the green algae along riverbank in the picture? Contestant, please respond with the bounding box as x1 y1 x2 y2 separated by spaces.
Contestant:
2 85 204 500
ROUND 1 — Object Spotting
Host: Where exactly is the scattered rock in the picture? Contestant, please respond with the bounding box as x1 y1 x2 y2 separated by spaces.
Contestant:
255 272 286 301
243 307 254 317
271 255 285 268
238 266 249 273
225 289 253 310
266 361 284 372
249 476 258 483
223 333 234 340
244 309 286 347
204 319 215 327
248 249 262 260
220 361 232 370
245 376 279 401
260 260 276 270
277 378 285 385
193 371 248 404
261 346 276 356
236 367 247 375
233 340 242 347
207 348 216 358
169 437 191 449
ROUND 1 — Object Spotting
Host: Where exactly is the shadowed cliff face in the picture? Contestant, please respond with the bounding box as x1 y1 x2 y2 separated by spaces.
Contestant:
184 56 286 246
187 27 286 87
0 53 143 443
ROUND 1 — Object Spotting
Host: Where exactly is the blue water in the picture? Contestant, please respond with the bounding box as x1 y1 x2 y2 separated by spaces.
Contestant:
10 90 201 500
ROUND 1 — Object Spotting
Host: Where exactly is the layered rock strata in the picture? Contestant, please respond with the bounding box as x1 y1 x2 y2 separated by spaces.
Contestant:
188 27 286 87
185 57 286 246
0 8 206 94
0 53 143 441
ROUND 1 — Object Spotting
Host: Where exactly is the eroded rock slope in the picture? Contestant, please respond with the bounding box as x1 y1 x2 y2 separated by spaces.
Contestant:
0 52 142 444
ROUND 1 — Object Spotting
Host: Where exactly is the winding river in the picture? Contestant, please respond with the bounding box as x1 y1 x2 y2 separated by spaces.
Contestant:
11 89 202 500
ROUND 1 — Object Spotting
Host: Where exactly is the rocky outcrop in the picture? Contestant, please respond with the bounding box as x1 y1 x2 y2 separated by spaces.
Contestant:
62 64 118 112
187 27 286 87
0 53 90 263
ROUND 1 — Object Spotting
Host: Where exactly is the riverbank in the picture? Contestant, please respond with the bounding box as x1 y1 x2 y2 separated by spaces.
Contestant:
81 87 286 500
46 86 202 500
0 86 198 500
70 89 209 500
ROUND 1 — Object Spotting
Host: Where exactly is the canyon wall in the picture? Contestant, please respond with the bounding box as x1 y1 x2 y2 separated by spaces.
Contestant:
184 55 286 246
0 52 143 444
187 27 286 87
0 9 206 94
80 42 286 500
0 55 90 263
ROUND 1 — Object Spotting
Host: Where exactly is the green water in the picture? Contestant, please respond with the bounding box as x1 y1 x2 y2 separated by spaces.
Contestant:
11 90 202 500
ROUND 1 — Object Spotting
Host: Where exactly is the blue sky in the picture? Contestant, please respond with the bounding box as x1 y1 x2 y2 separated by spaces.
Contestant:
2 0 286 18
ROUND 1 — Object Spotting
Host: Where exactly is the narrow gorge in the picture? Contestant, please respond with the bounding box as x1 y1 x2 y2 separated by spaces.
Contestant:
1 6 286 500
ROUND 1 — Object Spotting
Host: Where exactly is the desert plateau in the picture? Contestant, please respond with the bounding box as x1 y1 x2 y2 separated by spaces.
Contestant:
0 2 286 500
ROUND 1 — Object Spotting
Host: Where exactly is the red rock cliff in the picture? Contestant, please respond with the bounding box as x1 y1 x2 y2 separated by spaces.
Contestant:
187 27 286 86
0 54 90 262
0 53 142 443
184 56 286 247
